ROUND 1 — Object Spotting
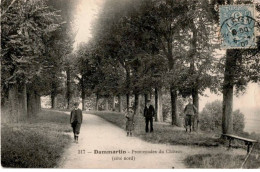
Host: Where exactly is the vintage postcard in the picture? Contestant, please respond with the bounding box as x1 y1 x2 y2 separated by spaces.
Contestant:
1 0 260 169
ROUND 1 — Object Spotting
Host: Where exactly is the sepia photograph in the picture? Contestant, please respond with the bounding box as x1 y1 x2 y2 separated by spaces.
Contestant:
1 0 260 169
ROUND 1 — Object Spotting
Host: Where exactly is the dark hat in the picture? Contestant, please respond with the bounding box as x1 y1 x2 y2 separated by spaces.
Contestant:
74 102 79 106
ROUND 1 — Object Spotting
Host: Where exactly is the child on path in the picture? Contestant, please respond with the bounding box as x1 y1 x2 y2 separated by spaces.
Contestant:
70 102 83 143
125 108 135 136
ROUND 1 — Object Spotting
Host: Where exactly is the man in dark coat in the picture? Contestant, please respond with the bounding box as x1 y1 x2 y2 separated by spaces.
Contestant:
70 102 83 143
143 101 155 133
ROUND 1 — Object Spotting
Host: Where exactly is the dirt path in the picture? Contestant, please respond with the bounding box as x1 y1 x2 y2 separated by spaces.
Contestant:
58 112 245 169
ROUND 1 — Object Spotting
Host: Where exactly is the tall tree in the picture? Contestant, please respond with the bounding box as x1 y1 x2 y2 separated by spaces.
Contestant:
1 0 65 122
135 0 191 125
75 43 97 110
210 0 260 134
47 0 76 109
91 0 137 112
177 0 218 130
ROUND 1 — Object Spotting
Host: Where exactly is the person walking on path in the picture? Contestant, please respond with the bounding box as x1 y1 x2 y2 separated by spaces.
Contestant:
125 108 135 137
143 101 155 133
184 98 197 132
70 102 83 143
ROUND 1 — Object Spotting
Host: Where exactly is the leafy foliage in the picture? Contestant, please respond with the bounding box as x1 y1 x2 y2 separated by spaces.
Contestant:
1 0 66 98
162 93 185 122
200 100 245 133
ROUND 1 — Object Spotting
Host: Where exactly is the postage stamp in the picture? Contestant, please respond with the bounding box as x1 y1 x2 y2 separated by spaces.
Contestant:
219 5 256 49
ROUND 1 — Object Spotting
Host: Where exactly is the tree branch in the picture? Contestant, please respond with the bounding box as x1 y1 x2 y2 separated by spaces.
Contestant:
1 0 17 17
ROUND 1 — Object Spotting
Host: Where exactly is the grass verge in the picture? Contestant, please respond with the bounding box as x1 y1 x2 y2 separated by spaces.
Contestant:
184 153 260 168
88 110 222 147
90 110 260 168
1 109 72 168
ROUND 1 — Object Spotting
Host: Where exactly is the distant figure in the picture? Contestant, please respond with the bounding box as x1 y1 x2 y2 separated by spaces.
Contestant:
144 101 155 133
125 108 135 136
70 102 83 143
184 98 197 132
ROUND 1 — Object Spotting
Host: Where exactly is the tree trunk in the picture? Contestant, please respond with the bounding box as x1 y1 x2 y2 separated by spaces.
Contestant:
82 97 85 111
81 76 86 111
222 49 238 134
38 95 41 112
105 97 109 111
148 92 151 101
134 93 139 115
81 87 85 111
222 86 234 134
118 95 123 112
155 88 163 122
6 84 19 123
35 93 38 114
34 92 38 115
27 90 36 117
170 87 178 126
35 93 41 114
112 96 116 111
126 93 130 112
144 94 148 106
95 94 99 111
125 65 130 112
18 83 27 121
155 88 158 121
51 94 57 109
66 67 71 109
138 94 142 115
192 87 199 131
51 80 57 109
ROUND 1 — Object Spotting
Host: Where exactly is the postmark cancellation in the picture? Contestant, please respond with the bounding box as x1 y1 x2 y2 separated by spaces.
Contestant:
219 5 257 49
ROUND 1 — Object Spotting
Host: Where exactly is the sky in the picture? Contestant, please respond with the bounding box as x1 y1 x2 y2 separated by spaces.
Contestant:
73 0 104 49
72 0 260 132
200 82 260 112
200 83 260 133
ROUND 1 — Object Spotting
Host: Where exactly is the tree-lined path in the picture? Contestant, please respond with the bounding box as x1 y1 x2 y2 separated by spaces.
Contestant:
2 0 259 168
58 111 245 169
